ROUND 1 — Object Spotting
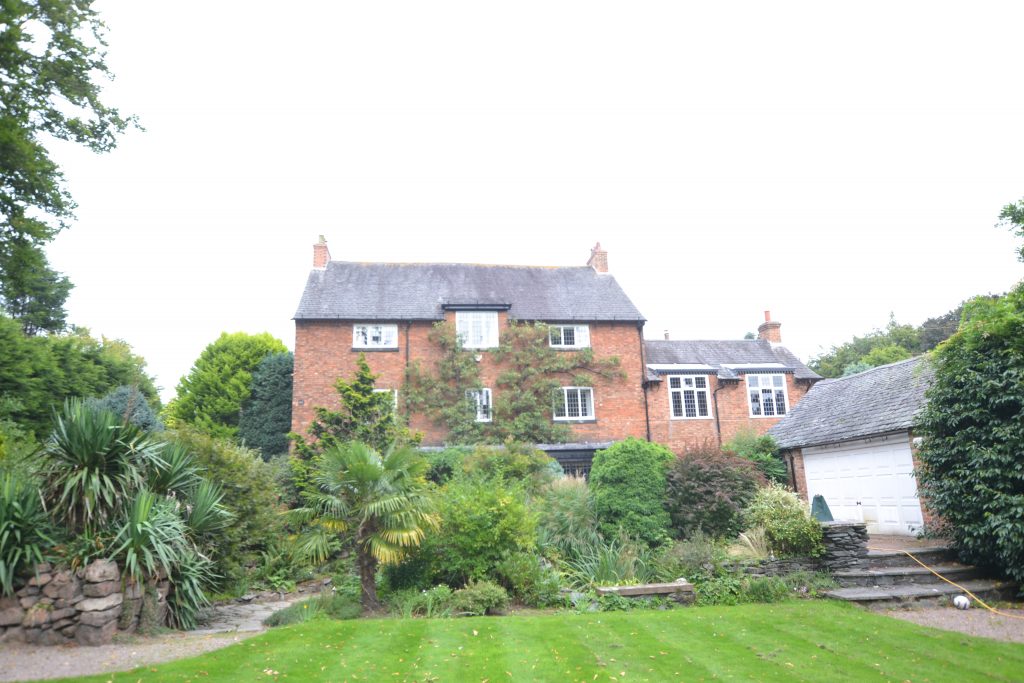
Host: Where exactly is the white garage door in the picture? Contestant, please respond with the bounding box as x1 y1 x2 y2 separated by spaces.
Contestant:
803 433 923 536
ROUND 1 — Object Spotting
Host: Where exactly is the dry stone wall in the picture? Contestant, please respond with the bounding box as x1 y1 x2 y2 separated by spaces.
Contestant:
0 560 132 646
736 522 869 576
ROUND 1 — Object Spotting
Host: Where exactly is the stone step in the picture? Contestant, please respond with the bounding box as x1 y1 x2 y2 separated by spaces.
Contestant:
825 579 1015 605
833 564 982 588
864 547 957 569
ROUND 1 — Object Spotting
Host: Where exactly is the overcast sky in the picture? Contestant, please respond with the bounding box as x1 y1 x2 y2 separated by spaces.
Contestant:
46 1 1024 402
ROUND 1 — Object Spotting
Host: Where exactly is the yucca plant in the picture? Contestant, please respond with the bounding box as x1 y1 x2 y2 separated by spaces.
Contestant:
110 489 189 583
296 441 438 611
182 479 232 541
0 473 54 595
145 442 200 497
41 399 162 535
166 548 217 630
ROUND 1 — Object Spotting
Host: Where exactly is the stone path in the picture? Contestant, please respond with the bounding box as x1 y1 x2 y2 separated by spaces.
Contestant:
190 594 304 634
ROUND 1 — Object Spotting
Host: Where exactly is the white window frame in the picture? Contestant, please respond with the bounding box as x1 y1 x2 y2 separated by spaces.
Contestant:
668 375 712 420
746 373 789 418
466 388 492 422
553 386 595 421
372 388 399 411
352 323 398 349
549 324 591 349
455 311 499 349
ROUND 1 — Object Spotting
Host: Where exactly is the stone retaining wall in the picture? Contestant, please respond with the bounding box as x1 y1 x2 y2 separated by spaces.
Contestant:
736 522 869 576
0 560 127 646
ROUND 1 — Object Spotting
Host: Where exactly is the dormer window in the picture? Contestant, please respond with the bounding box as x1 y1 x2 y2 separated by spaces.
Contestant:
455 311 499 349
353 324 398 349
747 374 788 417
549 324 590 349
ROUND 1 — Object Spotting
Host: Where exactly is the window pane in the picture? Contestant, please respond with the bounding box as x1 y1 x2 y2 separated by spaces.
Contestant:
567 389 580 417
694 377 707 389
696 391 708 417
549 328 562 345
671 392 683 417
683 390 696 418
772 375 784 388
750 391 762 415
775 390 786 415
669 377 681 389
683 377 694 388
577 326 590 347
355 326 367 345
761 389 776 416
579 389 591 417
563 327 575 346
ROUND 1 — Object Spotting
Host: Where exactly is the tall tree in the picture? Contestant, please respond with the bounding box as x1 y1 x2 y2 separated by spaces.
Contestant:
238 351 293 459
166 332 287 439
0 1 136 328
0 240 72 333
999 197 1024 261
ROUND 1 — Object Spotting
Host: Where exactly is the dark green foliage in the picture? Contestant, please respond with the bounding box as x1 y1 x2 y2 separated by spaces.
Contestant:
652 532 728 583
388 476 536 589
264 593 362 627
450 579 509 616
88 385 163 432
239 352 293 459
166 332 287 439
562 535 660 589
536 475 602 562
168 427 284 588
404 322 624 444
0 1 136 332
810 316 921 378
590 438 673 546
723 430 786 484
665 444 764 540
387 584 456 618
493 552 562 607
917 283 1024 582
744 485 824 558
459 441 558 492
423 446 471 485
0 471 54 595
0 317 158 438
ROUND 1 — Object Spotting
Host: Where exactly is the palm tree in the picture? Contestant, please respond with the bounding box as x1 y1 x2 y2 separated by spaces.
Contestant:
303 441 437 611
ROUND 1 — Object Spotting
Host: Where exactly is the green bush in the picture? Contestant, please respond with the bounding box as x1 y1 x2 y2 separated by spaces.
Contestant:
494 552 562 607
744 486 824 558
451 579 509 616
388 584 455 618
652 531 728 583
917 283 1024 583
460 442 558 492
169 427 286 587
563 535 660 589
723 429 786 484
87 385 163 432
263 592 361 627
536 475 602 562
665 444 764 540
390 476 536 588
423 447 470 485
590 438 673 547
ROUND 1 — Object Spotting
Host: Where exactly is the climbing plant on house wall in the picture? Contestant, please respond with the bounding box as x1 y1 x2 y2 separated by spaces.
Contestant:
403 322 624 444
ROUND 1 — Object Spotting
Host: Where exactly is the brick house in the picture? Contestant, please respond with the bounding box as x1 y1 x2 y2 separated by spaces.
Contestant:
292 238 820 470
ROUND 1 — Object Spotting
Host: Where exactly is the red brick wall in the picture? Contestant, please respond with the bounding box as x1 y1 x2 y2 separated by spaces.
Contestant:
292 316 648 446
645 374 813 455
908 430 943 532
789 448 808 499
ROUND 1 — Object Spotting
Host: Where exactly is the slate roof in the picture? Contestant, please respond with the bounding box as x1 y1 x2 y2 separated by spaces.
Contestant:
294 262 645 322
643 340 820 381
769 356 933 450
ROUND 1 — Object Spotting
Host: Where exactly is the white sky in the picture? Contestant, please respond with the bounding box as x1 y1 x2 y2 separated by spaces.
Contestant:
46 1 1024 403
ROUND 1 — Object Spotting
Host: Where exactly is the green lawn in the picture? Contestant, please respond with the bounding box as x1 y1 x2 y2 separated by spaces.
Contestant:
57 601 1024 682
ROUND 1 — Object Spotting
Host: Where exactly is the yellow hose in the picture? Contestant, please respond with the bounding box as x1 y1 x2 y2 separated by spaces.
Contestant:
866 547 1024 620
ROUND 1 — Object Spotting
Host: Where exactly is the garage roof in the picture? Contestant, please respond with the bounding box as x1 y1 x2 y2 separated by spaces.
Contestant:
769 356 933 450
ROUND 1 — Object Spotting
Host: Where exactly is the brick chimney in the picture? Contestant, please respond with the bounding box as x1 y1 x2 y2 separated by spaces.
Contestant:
313 235 331 269
757 310 782 344
587 242 608 273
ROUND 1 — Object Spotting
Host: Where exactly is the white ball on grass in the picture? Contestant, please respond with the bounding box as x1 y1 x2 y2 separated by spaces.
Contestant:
953 595 971 610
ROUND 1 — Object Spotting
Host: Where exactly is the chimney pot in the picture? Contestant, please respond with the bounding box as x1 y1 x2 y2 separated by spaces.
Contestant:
664 330 669 340
313 236 331 269
587 242 609 273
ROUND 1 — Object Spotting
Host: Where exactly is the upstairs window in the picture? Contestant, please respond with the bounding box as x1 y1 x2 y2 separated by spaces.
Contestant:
669 376 711 419
456 311 499 348
353 324 397 349
747 374 788 417
466 388 492 422
549 324 591 349
554 387 594 420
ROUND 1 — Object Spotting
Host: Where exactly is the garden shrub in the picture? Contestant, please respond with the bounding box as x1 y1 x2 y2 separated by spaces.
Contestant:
917 283 1024 582
169 427 286 588
393 476 537 588
423 446 471 485
388 584 455 618
563 535 660 589
665 444 764 540
87 385 163 432
536 475 602 562
0 471 54 596
590 438 673 546
723 429 786 484
744 485 824 558
263 592 361 627
494 552 563 607
652 531 728 583
451 579 509 616
460 441 558 491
